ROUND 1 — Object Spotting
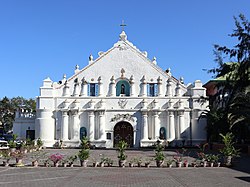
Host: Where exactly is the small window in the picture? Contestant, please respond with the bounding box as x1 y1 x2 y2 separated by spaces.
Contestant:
106 133 111 140
147 83 158 96
88 83 99 96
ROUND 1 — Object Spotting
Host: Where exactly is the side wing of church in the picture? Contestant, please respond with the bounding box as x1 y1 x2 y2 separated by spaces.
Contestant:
13 31 208 148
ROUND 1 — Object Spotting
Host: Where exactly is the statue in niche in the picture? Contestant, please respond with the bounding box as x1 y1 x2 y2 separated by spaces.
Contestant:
121 84 125 94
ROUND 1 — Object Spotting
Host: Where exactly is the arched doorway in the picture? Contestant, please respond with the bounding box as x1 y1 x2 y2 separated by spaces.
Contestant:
114 121 133 147
159 127 167 140
80 127 87 140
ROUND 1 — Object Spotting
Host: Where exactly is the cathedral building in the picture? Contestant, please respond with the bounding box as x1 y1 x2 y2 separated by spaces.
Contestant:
14 31 208 148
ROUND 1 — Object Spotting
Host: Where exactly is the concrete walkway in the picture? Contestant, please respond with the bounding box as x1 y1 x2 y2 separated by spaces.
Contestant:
0 149 249 187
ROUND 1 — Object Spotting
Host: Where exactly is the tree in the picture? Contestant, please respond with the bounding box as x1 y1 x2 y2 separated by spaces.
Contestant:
0 96 36 133
207 14 250 142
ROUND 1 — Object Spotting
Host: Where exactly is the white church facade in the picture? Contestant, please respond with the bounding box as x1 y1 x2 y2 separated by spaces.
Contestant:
14 31 208 148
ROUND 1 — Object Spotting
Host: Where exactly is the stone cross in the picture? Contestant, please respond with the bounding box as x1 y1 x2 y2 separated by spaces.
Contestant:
120 20 127 31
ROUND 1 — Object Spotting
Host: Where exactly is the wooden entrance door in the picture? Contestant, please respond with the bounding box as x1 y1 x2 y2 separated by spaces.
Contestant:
114 122 133 148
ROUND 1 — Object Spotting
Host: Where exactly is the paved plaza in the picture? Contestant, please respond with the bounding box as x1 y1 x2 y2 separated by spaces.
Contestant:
0 149 249 187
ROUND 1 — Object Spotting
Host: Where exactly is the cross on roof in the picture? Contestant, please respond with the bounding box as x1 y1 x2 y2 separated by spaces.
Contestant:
120 20 127 31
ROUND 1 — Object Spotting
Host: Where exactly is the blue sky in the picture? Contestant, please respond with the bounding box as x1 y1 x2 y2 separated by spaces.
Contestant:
0 0 249 99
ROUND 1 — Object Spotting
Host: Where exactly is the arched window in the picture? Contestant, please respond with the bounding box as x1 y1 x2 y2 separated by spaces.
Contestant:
80 127 87 140
116 80 130 96
159 127 166 140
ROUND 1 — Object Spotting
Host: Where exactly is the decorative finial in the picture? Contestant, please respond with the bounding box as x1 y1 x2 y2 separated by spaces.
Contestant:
121 68 125 78
180 77 184 84
152 57 157 65
89 54 94 64
74 64 80 74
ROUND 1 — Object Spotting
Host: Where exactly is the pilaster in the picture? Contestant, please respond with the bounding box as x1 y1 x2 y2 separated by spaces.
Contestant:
141 110 148 140
88 111 95 141
61 110 69 141
72 110 79 140
153 111 160 140
168 110 175 141
98 110 106 140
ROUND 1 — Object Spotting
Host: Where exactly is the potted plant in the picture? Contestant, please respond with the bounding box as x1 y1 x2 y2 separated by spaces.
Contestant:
31 150 47 167
36 138 43 150
219 132 240 167
18 141 28 154
128 158 135 167
44 159 50 167
117 140 128 167
183 159 189 167
11 150 25 166
106 157 113 167
0 150 11 167
144 158 153 168
91 157 99 167
68 155 77 167
78 149 89 167
196 144 210 167
154 142 165 167
134 156 142 167
61 158 68 167
98 154 107 167
173 155 182 168
8 140 17 153
191 159 199 167
166 159 174 168
78 137 90 167
49 153 64 167
206 154 219 167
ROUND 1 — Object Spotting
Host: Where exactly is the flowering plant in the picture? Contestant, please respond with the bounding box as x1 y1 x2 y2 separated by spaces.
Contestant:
173 150 183 162
173 155 182 162
196 143 210 161
49 153 64 163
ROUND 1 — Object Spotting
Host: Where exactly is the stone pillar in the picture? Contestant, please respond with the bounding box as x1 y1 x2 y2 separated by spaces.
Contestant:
175 82 181 96
98 76 103 97
140 75 147 97
166 78 173 96
141 111 148 140
88 111 95 141
61 111 69 141
178 110 185 135
99 110 105 140
168 110 175 141
80 77 88 96
72 110 79 140
72 80 80 97
62 81 70 97
153 111 160 140
157 76 163 97
109 76 115 96
130 75 135 96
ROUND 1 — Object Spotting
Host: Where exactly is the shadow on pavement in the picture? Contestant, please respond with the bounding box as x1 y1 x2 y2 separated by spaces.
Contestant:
235 177 250 183
229 154 250 174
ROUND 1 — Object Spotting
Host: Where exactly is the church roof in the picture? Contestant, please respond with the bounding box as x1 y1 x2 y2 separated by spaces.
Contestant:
56 31 184 89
